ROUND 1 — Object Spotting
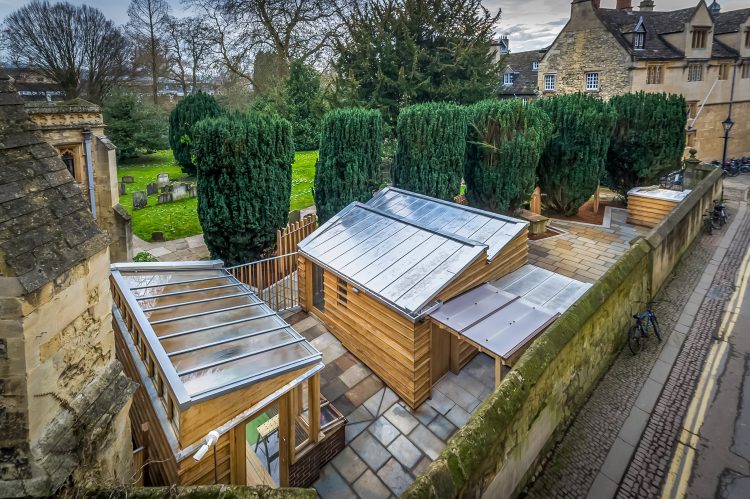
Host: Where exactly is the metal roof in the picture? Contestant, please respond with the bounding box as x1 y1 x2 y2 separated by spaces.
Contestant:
431 265 592 361
368 187 528 261
110 261 322 408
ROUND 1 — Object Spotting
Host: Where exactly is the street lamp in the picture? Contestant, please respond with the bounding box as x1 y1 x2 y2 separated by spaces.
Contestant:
721 116 734 165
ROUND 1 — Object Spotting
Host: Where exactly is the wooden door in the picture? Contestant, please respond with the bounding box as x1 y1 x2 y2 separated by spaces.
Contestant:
431 325 450 384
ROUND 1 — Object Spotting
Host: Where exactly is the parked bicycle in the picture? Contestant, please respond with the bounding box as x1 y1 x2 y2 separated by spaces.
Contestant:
714 199 728 227
704 208 719 235
659 169 685 191
628 301 661 354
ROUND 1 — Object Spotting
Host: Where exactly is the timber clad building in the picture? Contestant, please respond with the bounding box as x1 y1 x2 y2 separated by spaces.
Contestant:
504 0 750 160
298 188 530 408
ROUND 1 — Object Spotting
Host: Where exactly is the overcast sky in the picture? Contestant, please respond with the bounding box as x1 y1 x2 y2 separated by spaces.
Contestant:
0 0 746 53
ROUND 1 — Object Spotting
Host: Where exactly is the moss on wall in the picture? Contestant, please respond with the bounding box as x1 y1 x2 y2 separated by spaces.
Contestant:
81 485 316 498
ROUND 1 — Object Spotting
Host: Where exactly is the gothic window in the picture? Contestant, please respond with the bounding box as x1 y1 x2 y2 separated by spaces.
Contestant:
691 28 708 49
633 32 645 50
647 64 664 84
687 63 703 82
585 72 599 91
61 151 75 179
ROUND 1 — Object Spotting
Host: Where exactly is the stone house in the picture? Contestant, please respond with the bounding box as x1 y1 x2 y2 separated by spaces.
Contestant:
24 100 132 262
0 72 136 496
539 0 750 160
498 49 548 102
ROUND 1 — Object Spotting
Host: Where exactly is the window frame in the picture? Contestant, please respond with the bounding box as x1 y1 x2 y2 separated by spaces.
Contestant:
744 28 750 48
503 72 514 85
718 63 730 81
686 101 698 120
646 64 664 84
687 63 703 82
585 72 600 92
532 61 539 71
691 27 709 49
633 32 645 50
544 73 556 92
742 62 750 79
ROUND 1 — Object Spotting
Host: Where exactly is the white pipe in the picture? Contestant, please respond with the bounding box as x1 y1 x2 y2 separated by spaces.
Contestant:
82 128 96 219
193 430 219 461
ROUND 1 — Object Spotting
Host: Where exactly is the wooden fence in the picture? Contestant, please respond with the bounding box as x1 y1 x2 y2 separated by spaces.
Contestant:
276 214 317 258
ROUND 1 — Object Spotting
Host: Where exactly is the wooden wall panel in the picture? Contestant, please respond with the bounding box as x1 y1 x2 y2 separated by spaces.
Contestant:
177 433 232 485
298 255 309 311
627 196 679 228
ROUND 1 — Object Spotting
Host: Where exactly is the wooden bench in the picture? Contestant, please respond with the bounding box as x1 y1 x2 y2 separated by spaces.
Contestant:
518 209 550 236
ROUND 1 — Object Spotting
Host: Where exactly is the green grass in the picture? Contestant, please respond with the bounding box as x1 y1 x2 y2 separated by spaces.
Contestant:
118 149 318 242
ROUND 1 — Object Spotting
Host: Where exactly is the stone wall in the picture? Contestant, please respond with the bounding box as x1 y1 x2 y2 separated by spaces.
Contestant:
403 169 724 498
538 1 632 100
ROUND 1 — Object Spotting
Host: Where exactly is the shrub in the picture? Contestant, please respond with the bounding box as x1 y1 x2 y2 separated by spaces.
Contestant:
606 92 687 197
537 94 617 215
464 99 552 213
193 112 294 265
103 88 168 159
313 108 383 223
169 92 223 175
133 251 158 262
392 102 467 201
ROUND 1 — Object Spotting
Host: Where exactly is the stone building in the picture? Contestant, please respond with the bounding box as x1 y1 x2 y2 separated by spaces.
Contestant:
498 49 548 101
538 0 750 160
0 72 136 496
24 100 132 262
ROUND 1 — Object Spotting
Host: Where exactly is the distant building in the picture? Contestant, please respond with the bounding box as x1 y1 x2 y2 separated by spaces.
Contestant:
497 48 548 101
539 0 750 160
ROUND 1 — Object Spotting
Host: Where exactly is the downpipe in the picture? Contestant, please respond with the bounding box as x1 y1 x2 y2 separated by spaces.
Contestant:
82 128 96 219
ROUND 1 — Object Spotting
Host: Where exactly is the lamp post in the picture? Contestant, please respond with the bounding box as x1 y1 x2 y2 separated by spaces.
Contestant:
721 116 734 165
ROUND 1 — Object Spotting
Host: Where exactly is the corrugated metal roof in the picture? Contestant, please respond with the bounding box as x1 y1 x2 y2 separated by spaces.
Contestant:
368 187 528 261
110 261 322 407
491 264 592 314
299 201 491 319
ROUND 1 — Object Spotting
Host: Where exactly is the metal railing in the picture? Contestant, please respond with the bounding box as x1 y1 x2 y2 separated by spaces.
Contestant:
228 252 300 312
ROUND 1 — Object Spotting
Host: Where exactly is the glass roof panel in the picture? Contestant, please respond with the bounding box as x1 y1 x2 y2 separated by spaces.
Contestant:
151 302 276 337
121 269 226 287
138 283 246 310
144 293 259 322
159 315 286 354
131 275 232 298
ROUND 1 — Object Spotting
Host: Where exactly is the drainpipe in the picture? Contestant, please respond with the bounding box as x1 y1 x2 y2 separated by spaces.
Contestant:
82 128 97 219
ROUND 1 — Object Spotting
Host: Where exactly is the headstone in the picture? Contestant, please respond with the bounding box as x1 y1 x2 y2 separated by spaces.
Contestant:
146 182 158 196
172 183 188 201
157 193 172 204
187 185 197 198
157 173 170 187
122 175 134 183
132 191 148 210
119 182 126 195
151 231 165 242
288 210 301 224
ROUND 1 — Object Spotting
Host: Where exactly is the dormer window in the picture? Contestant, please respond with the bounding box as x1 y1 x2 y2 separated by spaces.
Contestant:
691 28 709 49
634 32 645 50
532 61 539 71
503 73 514 85
745 28 750 48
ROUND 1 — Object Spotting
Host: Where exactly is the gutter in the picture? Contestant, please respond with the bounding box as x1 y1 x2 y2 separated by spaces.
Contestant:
82 128 96 219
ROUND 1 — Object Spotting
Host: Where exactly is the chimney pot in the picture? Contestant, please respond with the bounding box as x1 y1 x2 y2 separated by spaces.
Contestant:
617 0 633 10
639 0 655 11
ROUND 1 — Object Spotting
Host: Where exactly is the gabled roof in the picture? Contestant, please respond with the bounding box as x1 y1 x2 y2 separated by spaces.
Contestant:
0 71 108 293
714 8 750 34
497 50 545 97
299 188 528 319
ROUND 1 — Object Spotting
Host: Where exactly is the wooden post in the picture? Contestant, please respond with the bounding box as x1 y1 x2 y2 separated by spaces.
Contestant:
494 357 504 387
593 183 601 214
308 374 321 443
229 424 246 485
278 392 292 486
530 186 542 215
449 335 462 374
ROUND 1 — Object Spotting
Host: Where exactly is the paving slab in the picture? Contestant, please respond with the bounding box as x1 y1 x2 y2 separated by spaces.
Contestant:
352 469 392 499
387 434 423 469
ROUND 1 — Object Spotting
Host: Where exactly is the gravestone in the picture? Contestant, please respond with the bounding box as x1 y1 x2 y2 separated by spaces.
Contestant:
157 193 172 204
157 173 170 187
132 191 148 210
151 231 165 242
119 182 126 195
288 210 301 224
146 182 158 196
122 175 134 183
187 185 196 198
171 183 188 201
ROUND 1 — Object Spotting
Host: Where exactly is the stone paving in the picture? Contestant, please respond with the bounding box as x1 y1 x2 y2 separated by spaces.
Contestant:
529 208 646 283
133 234 210 261
523 211 719 498
284 311 496 498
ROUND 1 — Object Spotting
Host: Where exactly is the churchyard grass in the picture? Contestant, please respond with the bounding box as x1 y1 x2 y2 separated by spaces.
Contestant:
118 149 319 242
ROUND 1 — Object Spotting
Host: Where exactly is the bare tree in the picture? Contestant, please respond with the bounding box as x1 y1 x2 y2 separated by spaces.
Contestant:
2 1 129 102
127 0 170 104
164 16 213 96
190 0 343 87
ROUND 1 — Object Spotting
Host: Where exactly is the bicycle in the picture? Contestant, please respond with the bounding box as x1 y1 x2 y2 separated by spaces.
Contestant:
628 301 661 354
703 208 720 235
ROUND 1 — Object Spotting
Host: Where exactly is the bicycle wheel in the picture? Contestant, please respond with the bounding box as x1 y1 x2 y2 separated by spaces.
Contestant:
628 325 643 354
650 316 661 342
704 218 713 235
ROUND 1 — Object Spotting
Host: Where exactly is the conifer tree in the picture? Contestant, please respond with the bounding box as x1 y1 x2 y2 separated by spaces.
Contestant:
169 91 223 175
392 103 467 201
537 94 617 215
464 100 552 213
607 92 687 197
313 108 383 223
192 112 293 265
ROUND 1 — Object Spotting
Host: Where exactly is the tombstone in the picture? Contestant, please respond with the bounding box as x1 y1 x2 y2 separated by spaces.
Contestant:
171 183 188 201
157 193 172 204
119 182 127 195
146 182 158 196
530 186 542 215
187 184 197 198
132 191 148 210
151 231 165 242
157 173 170 187
122 175 134 183
288 210 301 225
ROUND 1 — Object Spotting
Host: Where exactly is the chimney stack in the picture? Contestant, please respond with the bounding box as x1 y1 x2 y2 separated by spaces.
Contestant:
639 0 655 11
617 0 633 11
592 0 601 11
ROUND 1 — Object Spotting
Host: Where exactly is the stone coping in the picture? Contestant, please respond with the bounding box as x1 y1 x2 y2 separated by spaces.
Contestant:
627 186 692 202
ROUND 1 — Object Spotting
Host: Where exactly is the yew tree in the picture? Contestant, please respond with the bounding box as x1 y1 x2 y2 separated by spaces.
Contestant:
169 91 223 175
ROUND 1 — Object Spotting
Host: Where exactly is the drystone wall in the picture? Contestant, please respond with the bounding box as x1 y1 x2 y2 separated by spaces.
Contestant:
403 168 724 498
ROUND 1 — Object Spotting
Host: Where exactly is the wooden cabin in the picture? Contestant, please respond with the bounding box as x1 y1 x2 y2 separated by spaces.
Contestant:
297 188 529 408
627 187 692 228
110 261 345 488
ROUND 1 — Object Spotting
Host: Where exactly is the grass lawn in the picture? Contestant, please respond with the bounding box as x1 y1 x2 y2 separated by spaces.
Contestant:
118 149 318 242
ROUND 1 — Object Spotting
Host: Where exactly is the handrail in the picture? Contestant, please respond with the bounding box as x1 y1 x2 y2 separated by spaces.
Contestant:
225 251 299 270
228 252 301 312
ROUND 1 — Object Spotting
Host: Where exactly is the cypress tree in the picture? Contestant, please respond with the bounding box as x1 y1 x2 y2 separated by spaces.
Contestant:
193 112 293 265
537 94 617 215
392 102 467 201
169 91 223 175
464 99 552 213
313 108 383 223
607 92 687 197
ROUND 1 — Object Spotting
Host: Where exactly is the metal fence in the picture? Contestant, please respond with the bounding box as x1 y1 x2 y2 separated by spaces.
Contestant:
228 252 300 312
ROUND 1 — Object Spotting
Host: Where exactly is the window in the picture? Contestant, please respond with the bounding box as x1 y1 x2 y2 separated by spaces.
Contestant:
312 263 325 312
687 101 698 119
337 278 348 307
718 63 730 81
532 61 539 71
745 28 750 48
687 63 703 82
521 97 529 105
544 74 556 91
743 63 750 79
647 64 663 84
585 72 599 91
61 151 75 179
691 28 708 49
633 32 645 50
503 73 514 85
686 130 696 148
